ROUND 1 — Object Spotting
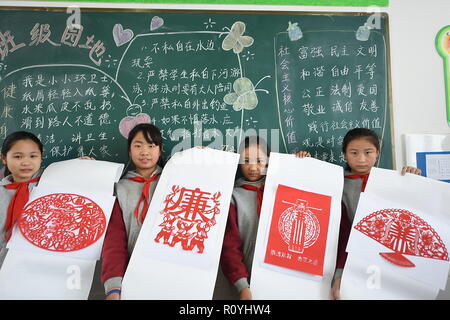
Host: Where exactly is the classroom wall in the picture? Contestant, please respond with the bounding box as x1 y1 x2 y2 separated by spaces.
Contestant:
388 0 450 169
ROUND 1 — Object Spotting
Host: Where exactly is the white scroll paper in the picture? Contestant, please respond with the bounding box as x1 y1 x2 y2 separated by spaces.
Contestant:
121 148 239 299
250 153 344 299
341 167 450 299
0 159 123 300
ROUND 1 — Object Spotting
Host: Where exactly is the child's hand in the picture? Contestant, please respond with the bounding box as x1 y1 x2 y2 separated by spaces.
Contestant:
239 287 252 300
401 166 421 176
78 156 95 160
331 277 341 300
294 151 311 158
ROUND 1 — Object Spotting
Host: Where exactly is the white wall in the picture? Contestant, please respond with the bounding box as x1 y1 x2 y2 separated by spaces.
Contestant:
388 0 450 168
3 0 450 169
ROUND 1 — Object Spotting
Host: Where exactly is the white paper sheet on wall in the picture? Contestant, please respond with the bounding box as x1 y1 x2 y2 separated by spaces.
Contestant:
425 153 450 180
404 133 450 167
250 153 343 300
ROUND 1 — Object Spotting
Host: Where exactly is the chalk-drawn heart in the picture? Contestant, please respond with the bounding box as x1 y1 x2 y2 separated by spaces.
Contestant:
119 113 151 138
150 16 164 31
113 24 134 47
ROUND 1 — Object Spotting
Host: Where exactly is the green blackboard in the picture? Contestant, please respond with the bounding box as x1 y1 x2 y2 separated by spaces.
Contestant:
0 8 393 174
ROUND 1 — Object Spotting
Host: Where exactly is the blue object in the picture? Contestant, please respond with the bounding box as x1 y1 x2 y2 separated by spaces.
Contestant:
106 288 122 296
416 151 450 183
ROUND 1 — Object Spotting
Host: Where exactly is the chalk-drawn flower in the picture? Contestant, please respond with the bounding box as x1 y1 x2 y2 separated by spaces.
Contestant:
224 77 258 111
222 21 254 54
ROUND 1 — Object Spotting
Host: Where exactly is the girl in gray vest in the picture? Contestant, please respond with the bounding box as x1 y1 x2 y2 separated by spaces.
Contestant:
101 123 164 300
214 136 310 300
0 131 43 270
213 136 269 300
331 128 421 300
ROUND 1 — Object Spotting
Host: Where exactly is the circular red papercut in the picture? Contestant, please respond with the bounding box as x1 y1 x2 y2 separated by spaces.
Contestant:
278 206 320 249
18 193 106 252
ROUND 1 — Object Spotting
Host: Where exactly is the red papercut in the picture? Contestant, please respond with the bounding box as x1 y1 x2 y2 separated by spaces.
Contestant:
18 193 106 252
354 208 449 267
264 184 331 276
154 185 221 254
379 252 416 268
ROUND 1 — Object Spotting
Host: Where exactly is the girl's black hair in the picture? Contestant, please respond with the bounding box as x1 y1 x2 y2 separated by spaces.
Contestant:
342 128 380 171
342 128 380 153
238 135 270 156
1 131 43 177
126 123 164 169
237 135 270 163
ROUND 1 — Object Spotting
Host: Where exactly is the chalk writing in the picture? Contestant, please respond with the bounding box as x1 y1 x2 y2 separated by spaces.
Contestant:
276 30 388 163
0 22 106 66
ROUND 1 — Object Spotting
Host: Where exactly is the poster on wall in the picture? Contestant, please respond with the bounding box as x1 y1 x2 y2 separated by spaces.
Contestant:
404 134 450 167
416 151 450 183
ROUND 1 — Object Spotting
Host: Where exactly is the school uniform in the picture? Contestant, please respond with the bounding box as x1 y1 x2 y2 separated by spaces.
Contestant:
334 170 369 279
0 171 41 269
213 177 264 300
101 167 161 294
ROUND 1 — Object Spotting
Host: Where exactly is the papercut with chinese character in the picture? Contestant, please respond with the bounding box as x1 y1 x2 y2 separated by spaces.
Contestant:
264 184 331 276
18 193 107 252
354 208 449 268
154 185 221 254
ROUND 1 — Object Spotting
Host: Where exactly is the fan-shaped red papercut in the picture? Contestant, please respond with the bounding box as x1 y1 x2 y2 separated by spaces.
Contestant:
18 193 106 252
354 208 449 268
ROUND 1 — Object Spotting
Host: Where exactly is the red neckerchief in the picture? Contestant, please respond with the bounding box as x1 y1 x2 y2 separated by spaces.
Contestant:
128 173 160 224
4 176 40 241
240 184 265 217
345 173 370 192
